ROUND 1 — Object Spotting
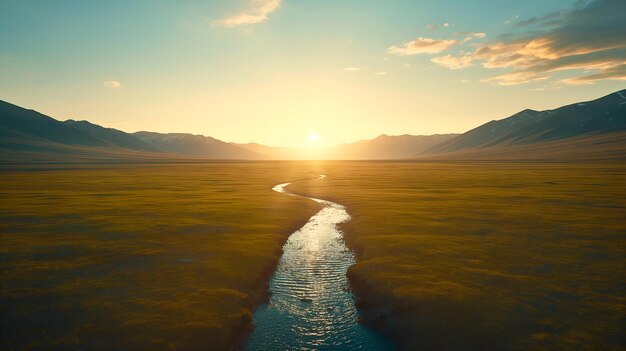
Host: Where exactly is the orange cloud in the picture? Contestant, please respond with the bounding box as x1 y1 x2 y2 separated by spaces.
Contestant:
213 0 281 28
388 38 459 55
431 54 474 69
431 0 626 85
481 72 549 86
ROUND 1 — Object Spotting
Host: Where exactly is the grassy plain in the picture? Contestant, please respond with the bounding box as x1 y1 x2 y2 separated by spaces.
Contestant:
0 162 324 350
289 162 626 350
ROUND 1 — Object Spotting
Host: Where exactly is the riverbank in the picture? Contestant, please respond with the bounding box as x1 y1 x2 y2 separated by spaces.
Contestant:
288 162 626 350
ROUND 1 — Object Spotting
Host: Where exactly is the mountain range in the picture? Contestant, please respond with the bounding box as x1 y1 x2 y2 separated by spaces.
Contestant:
421 89 626 161
1 89 624 163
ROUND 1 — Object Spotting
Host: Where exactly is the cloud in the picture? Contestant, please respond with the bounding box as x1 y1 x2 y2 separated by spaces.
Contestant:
431 54 474 69
388 37 459 55
460 32 486 39
431 0 626 85
344 67 362 72
512 10 566 28
103 80 122 88
481 72 549 86
427 22 453 30
388 32 486 57
375 71 387 75
213 0 281 28
561 63 626 84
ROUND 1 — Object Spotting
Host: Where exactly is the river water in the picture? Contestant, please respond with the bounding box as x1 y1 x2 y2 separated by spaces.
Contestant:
245 176 393 350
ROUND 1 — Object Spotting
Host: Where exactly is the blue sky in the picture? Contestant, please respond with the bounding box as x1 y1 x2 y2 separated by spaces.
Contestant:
1 0 624 146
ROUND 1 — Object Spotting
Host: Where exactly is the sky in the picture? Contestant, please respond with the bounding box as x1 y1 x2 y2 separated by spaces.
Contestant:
1 0 625 147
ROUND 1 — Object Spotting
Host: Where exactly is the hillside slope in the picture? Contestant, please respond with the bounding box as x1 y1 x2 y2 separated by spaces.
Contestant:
237 134 458 160
64 120 157 152
134 132 267 160
0 101 266 162
333 133 458 159
423 90 626 160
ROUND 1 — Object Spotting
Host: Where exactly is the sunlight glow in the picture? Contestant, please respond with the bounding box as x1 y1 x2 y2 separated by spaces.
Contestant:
308 132 319 143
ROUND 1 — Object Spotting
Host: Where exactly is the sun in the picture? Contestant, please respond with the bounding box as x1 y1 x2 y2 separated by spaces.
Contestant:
308 132 319 143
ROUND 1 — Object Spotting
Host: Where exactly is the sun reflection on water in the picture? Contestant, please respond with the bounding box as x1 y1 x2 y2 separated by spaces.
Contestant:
245 176 393 350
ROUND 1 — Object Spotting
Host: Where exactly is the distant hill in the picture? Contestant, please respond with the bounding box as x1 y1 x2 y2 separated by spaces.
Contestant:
133 132 267 160
0 100 165 163
422 89 626 160
420 131 626 161
331 133 457 159
2 89 625 163
237 134 458 160
0 101 266 162
0 100 107 148
64 120 157 152
236 143 303 160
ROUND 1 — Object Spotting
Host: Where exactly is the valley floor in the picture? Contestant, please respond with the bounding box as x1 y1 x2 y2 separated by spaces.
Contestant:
0 162 322 350
1 161 625 350
288 161 626 350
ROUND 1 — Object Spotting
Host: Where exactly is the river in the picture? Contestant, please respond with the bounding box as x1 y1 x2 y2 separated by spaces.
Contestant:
245 175 393 350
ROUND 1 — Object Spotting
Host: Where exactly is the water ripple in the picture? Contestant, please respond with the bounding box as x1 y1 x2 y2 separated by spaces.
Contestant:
245 176 393 351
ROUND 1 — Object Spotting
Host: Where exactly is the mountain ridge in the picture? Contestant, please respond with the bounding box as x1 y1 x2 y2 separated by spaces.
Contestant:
2 89 625 163
424 89 626 156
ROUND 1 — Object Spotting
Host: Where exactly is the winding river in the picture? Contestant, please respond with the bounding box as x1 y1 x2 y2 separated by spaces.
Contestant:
245 175 393 350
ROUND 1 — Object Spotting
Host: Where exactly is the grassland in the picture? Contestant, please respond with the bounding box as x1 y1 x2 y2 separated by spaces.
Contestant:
0 162 326 350
288 162 626 350
2 161 624 350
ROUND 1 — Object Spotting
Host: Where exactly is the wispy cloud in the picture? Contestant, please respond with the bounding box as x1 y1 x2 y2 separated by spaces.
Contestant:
426 22 453 30
561 64 626 85
344 67 362 72
388 32 485 56
375 71 387 76
431 54 474 69
212 0 281 28
458 32 486 40
481 72 549 86
388 37 459 55
103 80 122 88
429 0 626 85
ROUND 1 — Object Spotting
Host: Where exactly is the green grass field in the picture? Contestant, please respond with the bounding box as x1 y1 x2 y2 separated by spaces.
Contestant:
0 163 324 350
288 162 626 350
2 162 625 350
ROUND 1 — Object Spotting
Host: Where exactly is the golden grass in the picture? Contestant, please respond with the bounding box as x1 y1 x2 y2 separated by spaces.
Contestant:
288 162 626 350
0 162 326 350
2 161 624 350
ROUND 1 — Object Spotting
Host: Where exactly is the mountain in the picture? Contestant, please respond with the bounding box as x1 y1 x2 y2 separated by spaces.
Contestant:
133 132 267 160
0 100 157 163
237 134 458 160
63 120 157 152
0 100 266 163
419 131 626 161
2 89 625 163
331 134 457 159
424 89 626 159
0 100 108 148
236 143 303 160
